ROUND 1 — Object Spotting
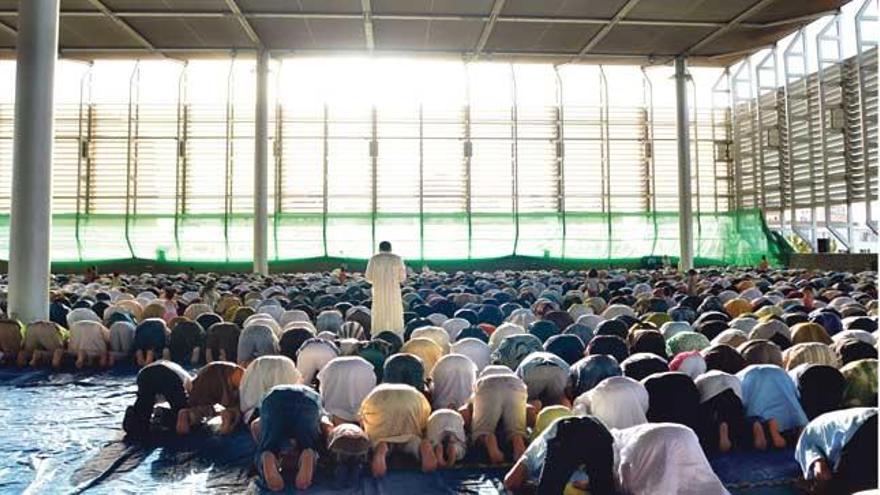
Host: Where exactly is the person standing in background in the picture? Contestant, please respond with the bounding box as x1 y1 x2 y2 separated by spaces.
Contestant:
365 241 407 336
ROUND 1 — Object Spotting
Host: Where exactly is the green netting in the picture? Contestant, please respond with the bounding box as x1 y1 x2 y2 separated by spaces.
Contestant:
0 208 790 269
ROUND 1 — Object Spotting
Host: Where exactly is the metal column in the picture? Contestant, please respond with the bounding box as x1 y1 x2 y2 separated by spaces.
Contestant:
855 0 878 235
253 50 269 275
8 0 59 323
675 56 695 271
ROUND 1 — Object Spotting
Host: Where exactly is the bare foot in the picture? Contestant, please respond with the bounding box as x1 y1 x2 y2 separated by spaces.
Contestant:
511 435 526 460
420 439 438 473
99 353 109 368
17 352 27 367
176 409 191 435
719 422 732 453
483 434 505 465
261 451 285 492
295 448 316 490
51 349 63 368
812 459 832 481
162 348 171 361
219 409 239 435
752 421 767 451
445 442 459 467
767 419 786 449
145 350 155 365
250 419 262 442
75 351 86 369
371 442 389 478
29 353 40 368
136 351 146 367
435 444 446 468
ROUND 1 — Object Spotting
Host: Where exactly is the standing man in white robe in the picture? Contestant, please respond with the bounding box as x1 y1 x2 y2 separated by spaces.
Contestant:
365 241 407 336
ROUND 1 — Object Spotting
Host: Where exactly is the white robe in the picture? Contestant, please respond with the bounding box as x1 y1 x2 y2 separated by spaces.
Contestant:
365 252 407 335
615 423 729 495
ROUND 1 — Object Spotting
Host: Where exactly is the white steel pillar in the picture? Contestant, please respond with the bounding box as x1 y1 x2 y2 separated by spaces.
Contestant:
675 56 695 271
253 50 269 275
8 0 59 323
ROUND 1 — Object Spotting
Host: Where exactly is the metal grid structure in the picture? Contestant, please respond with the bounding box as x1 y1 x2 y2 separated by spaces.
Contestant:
0 58 732 263
729 2 878 252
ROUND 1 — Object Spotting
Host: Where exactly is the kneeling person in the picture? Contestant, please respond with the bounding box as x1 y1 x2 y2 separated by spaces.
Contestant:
123 360 192 438
176 361 245 436
359 383 437 477
252 384 333 491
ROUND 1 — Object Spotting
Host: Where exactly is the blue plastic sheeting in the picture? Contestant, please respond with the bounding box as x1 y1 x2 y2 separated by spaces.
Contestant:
0 369 803 494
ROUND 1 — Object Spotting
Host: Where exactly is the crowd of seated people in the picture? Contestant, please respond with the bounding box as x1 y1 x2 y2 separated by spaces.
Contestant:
0 266 876 493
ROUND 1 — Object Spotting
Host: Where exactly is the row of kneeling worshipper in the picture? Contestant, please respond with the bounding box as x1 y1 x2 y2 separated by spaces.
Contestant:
0 268 876 492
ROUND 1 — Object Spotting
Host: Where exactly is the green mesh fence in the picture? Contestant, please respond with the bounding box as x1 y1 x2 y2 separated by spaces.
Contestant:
0 208 790 269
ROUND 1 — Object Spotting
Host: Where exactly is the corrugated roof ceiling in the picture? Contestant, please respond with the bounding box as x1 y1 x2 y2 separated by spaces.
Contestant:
0 0 852 66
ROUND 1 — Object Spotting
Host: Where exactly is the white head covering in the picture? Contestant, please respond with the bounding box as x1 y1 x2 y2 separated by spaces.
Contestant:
257 304 285 324
833 329 876 346
451 338 492 372
711 329 749 347
616 423 729 495
567 303 593 321
488 322 525 351
430 354 478 410
694 370 742 404
281 309 312 327
507 308 537 328
572 376 648 430
602 304 636 320
297 338 340 385
427 313 448 327
660 321 691 341
244 314 284 338
673 353 707 379
317 356 377 422
442 318 471 341
479 364 516 379
729 316 759 334
240 355 301 420
67 307 101 328
411 326 452 354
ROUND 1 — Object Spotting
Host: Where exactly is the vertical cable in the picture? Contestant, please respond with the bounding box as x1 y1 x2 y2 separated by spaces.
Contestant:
510 64 520 256
224 55 235 262
370 106 378 253
418 103 425 264
75 64 92 262
322 103 329 258
123 61 140 259
273 60 283 261
174 63 187 261
642 67 659 255
599 66 612 260
554 66 566 259
464 65 473 259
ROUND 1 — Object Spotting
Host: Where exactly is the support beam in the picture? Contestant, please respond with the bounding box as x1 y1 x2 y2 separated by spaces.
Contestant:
84 0 157 54
253 49 269 275
6 9 829 30
575 0 642 58
474 0 506 56
8 0 59 323
684 0 777 55
223 0 263 48
361 0 375 52
675 56 695 271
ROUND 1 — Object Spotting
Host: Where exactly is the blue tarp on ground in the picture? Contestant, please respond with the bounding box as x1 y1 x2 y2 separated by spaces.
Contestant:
0 368 804 494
